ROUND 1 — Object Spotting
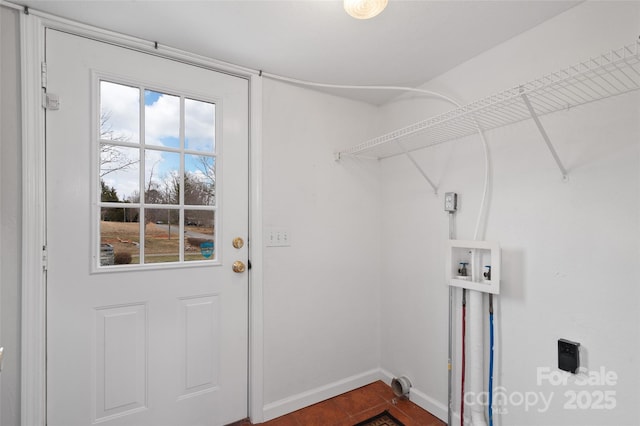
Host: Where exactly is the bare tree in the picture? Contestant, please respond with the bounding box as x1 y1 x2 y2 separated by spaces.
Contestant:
142 160 166 229
100 111 138 177
196 155 216 183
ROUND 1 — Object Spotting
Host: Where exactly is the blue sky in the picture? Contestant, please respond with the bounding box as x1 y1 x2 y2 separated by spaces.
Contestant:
144 89 162 105
101 82 216 201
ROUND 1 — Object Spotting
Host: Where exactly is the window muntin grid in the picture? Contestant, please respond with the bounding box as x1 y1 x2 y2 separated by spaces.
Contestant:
98 80 217 268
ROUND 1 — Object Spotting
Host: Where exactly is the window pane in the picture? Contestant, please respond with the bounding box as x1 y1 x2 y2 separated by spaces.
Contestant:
100 145 140 202
185 98 215 152
145 150 180 204
184 155 215 206
145 90 180 148
100 81 139 143
97 81 223 270
144 209 180 264
184 210 215 262
100 208 140 266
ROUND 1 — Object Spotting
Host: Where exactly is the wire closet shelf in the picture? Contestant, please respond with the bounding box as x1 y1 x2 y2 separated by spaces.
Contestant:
335 41 640 161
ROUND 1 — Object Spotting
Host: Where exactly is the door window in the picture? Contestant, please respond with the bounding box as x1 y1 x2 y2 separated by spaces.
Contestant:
98 80 218 268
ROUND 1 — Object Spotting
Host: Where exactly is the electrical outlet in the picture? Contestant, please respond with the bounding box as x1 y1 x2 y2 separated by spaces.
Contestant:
558 339 580 374
444 192 458 212
266 228 291 247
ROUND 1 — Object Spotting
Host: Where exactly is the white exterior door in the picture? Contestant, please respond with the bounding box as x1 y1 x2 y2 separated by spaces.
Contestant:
46 29 249 426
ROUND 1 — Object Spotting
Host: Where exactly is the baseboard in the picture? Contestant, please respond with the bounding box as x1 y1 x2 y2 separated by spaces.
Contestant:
262 368 381 422
378 368 395 385
379 368 448 423
409 386 448 423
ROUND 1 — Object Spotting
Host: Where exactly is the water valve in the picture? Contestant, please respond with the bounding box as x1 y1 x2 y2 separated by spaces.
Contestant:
458 262 468 276
483 265 492 280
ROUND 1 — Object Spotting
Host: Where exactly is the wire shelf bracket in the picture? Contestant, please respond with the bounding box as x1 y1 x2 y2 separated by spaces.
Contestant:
520 92 568 180
396 140 438 194
335 40 640 176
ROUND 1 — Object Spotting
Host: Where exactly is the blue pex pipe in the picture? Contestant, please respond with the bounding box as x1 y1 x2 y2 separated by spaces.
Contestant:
488 311 494 426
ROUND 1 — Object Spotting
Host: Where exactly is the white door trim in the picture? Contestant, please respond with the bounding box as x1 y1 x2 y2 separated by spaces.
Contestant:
248 74 265 424
20 13 46 426
20 11 264 426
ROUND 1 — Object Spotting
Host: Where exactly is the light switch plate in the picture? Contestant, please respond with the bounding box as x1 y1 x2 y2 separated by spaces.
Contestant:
266 228 290 247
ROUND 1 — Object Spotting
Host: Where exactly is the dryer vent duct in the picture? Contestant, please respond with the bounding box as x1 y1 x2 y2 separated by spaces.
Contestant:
391 376 411 398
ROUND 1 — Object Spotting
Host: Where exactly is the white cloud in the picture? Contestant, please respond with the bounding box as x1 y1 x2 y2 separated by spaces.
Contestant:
145 93 180 147
185 98 215 152
101 82 216 151
100 81 139 142
100 82 218 202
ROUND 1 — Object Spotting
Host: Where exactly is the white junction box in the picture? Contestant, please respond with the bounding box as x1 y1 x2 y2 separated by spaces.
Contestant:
446 240 500 294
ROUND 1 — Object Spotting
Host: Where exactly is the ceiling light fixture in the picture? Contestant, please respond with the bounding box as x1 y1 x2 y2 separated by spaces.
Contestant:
344 0 388 19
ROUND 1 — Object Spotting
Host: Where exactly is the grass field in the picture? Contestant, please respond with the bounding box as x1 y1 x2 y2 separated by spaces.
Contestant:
101 221 214 264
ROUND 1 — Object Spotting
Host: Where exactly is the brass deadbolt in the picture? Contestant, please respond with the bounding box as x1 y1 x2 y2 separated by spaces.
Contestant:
232 237 244 249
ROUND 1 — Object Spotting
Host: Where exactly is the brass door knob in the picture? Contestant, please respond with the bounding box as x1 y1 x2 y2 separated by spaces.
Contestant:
232 261 246 273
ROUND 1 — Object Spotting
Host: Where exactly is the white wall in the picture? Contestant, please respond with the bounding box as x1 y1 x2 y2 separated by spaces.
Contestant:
379 2 640 425
260 79 383 419
0 7 22 426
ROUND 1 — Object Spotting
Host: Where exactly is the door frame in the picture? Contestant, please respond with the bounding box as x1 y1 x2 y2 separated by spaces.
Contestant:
20 10 264 426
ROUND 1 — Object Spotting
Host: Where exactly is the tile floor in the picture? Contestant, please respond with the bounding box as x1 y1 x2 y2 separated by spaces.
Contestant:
231 380 445 426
